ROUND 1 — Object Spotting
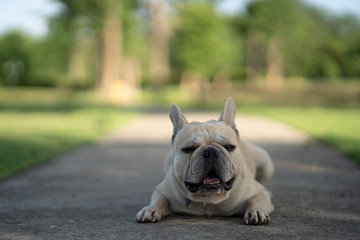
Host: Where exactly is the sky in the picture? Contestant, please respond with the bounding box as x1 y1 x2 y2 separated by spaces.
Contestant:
0 0 359 38
0 0 63 37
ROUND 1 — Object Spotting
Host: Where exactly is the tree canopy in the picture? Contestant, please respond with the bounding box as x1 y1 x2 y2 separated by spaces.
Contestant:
0 0 359 87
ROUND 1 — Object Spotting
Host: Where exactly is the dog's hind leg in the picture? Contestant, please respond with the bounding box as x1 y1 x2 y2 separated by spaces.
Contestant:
253 145 274 185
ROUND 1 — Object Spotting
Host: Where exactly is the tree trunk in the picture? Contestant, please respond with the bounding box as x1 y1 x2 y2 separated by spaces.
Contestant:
245 32 261 83
100 10 123 94
68 18 96 88
148 0 171 84
265 36 284 90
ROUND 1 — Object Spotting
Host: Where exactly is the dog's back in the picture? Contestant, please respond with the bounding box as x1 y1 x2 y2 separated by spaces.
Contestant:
239 139 274 184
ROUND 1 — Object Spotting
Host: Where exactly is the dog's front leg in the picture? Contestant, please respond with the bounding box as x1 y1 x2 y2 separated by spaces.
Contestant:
136 189 171 223
244 189 274 225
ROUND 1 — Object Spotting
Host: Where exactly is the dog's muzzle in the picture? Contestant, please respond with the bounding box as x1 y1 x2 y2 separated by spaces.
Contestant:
184 175 235 193
184 146 235 193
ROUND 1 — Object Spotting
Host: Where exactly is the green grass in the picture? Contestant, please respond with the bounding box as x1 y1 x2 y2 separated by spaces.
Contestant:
0 88 139 180
1 86 359 181
240 106 360 164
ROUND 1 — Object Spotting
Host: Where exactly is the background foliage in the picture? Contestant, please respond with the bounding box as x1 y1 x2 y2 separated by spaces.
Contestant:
0 0 360 88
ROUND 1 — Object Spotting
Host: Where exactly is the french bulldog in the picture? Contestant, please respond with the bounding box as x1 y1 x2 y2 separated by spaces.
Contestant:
136 98 274 225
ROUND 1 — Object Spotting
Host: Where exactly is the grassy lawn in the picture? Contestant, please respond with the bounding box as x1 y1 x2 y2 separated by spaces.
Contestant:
1 87 359 181
0 88 139 180
240 106 360 164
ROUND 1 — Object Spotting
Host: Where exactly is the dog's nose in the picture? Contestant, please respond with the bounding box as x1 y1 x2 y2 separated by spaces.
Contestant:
202 146 220 160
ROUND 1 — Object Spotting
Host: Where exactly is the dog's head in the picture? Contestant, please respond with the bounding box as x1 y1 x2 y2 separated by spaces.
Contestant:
170 98 243 204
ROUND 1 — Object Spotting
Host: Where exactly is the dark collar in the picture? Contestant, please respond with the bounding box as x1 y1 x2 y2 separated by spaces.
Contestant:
185 198 191 207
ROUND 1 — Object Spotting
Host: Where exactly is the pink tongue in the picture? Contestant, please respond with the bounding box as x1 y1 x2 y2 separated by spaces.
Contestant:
203 177 220 184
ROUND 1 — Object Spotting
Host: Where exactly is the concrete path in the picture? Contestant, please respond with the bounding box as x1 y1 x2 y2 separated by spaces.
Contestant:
0 113 359 239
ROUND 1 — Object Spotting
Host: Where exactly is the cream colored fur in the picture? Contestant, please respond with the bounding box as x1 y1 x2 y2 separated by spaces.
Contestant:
136 98 274 225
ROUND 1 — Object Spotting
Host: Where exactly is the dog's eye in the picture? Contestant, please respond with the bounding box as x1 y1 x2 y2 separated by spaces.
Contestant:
224 145 236 152
181 146 198 154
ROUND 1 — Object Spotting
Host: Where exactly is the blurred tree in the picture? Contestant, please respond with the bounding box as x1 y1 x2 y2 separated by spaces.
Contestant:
1 0 359 90
172 0 237 86
147 0 171 85
100 0 123 93
46 0 142 94
266 36 284 89
238 0 360 83
99 0 143 104
68 17 98 88
0 31 33 86
244 0 310 85
327 15 360 78
43 0 105 88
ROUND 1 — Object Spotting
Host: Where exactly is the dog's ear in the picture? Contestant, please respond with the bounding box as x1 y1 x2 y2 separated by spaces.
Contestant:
170 103 189 140
218 97 237 131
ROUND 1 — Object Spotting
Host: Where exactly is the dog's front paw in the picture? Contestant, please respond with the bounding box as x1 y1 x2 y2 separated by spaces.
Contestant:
136 206 165 223
244 209 271 225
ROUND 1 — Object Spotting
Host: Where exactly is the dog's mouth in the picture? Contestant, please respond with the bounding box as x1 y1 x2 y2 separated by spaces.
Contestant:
184 170 235 193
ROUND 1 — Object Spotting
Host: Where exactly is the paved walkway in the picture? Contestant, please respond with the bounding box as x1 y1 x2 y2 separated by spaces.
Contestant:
0 113 359 239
